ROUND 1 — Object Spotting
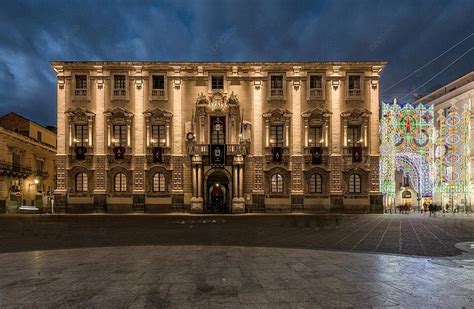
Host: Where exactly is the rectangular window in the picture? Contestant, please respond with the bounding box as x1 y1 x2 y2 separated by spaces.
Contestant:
74 125 89 146
151 125 166 147
12 153 20 171
113 75 127 97
37 131 42 142
75 75 87 96
113 125 127 147
308 126 323 147
210 117 226 145
270 125 284 147
36 160 43 174
151 75 165 97
348 75 361 97
347 126 361 147
309 75 323 98
211 75 224 90
270 75 284 97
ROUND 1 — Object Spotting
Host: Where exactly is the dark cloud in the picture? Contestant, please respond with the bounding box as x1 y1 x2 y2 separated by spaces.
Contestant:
0 0 472 126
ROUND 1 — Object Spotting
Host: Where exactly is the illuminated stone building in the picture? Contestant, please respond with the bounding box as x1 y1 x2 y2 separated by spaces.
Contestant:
0 113 57 213
51 61 385 213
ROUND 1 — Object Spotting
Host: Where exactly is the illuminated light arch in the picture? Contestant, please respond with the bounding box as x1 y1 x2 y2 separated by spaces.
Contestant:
380 99 435 207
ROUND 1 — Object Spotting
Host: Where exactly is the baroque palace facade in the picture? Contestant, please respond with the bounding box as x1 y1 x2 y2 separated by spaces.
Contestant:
51 61 385 214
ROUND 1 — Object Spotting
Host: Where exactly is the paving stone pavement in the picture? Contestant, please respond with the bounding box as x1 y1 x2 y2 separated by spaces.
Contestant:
0 245 473 308
0 213 472 256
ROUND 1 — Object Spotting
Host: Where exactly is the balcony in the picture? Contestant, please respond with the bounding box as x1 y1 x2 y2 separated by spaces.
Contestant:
35 170 49 179
151 89 165 99
74 89 87 97
146 146 171 165
348 89 362 98
0 160 32 178
303 147 329 166
113 89 127 97
186 143 249 157
342 147 369 165
265 147 290 164
270 88 284 97
309 88 323 99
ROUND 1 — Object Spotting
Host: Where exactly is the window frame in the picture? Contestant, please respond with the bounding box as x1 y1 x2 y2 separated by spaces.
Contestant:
270 125 284 147
111 73 128 100
74 124 89 147
268 74 286 99
114 173 127 192
75 172 88 192
307 74 325 100
308 125 323 147
310 173 323 194
349 174 361 193
149 73 167 100
152 172 166 192
112 125 128 147
210 74 225 91
347 125 362 147
346 74 363 99
151 124 167 147
271 173 284 193
72 73 90 100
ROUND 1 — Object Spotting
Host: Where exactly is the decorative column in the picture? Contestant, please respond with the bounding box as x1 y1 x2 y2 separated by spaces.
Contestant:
329 66 344 211
190 155 203 213
92 66 107 212
132 66 145 212
171 66 184 210
53 65 68 213
291 68 304 211
251 66 265 210
232 154 245 213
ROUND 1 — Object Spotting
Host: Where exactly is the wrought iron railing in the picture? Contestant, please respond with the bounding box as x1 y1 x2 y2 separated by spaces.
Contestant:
0 160 32 176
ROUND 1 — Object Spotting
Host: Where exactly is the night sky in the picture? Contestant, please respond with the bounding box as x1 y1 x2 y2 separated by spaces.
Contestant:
0 0 472 127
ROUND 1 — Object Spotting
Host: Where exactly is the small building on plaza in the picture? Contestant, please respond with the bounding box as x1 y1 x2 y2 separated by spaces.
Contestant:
0 113 57 213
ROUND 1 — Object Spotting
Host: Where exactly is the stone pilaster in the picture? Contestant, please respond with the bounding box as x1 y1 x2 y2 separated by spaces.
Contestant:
171 66 184 210
290 156 304 211
190 155 203 213
232 154 245 213
328 66 344 211
132 66 146 212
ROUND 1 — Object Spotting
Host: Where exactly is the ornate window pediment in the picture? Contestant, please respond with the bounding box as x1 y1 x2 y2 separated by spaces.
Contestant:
262 108 292 124
302 107 331 126
65 107 95 123
143 107 172 124
341 108 371 125
104 107 133 124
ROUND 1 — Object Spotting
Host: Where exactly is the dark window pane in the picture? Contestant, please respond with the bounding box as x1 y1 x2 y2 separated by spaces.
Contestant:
152 75 165 89
212 76 224 90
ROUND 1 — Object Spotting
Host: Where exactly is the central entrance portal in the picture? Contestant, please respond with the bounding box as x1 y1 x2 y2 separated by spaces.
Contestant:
205 170 230 213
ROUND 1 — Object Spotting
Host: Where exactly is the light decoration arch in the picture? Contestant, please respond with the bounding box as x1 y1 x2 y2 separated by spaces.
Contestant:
380 99 435 202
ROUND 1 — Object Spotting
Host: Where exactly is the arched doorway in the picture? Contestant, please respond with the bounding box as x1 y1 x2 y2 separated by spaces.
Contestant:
205 169 231 213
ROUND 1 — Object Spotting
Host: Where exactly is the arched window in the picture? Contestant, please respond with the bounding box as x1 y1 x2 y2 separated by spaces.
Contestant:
271 173 284 193
114 173 127 192
310 173 322 193
349 174 361 193
153 173 166 192
75 172 88 192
